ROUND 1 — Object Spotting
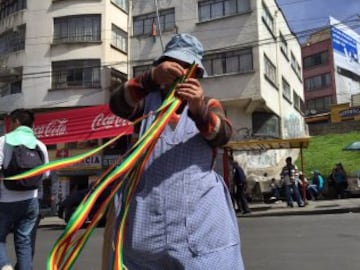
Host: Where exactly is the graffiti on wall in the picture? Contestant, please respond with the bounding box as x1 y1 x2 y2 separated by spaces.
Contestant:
284 113 303 138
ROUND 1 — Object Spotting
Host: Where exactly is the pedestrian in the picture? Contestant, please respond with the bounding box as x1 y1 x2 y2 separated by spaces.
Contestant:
280 156 304 208
307 170 324 200
331 162 348 199
107 33 244 269
232 160 251 214
31 179 44 259
0 109 49 270
269 178 281 201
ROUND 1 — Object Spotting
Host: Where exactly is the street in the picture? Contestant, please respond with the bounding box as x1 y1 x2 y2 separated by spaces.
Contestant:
239 213 360 270
4 213 360 269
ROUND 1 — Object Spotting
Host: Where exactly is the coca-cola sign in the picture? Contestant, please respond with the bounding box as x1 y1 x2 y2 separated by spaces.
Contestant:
34 119 68 138
7 105 133 145
91 113 129 131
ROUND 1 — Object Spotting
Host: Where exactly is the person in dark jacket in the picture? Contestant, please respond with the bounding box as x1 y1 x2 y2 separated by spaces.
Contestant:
232 161 251 215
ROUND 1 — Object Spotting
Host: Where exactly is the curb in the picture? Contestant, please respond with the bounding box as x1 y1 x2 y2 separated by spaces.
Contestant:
238 206 360 218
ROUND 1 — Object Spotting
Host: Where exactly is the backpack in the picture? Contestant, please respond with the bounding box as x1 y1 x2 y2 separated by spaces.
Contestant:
2 144 44 191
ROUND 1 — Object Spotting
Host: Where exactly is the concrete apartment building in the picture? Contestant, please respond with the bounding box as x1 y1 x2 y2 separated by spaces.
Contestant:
0 0 129 114
0 0 130 210
302 17 360 121
130 0 307 178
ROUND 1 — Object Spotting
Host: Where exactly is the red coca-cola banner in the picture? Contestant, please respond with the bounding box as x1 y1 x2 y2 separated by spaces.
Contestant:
5 105 133 145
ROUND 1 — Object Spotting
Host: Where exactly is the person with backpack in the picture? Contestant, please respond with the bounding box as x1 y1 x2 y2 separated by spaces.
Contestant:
0 109 49 270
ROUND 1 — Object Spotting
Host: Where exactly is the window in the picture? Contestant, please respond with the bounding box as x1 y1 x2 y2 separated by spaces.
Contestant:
296 62 302 80
109 68 127 92
290 52 302 80
133 9 175 36
198 0 250 22
133 64 152 77
0 80 22 97
0 0 26 20
111 0 128 12
282 77 291 103
52 59 101 89
262 3 274 33
307 96 332 112
264 54 276 85
203 48 253 76
111 24 127 52
252 112 280 138
303 51 329 69
0 25 25 56
290 52 296 70
337 66 360 82
293 91 302 112
54 15 101 43
279 32 288 58
305 73 331 91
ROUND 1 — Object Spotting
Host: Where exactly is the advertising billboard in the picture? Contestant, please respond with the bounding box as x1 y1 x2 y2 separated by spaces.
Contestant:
330 16 360 77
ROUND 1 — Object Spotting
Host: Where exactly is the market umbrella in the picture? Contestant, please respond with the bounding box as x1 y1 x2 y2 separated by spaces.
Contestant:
343 141 360 151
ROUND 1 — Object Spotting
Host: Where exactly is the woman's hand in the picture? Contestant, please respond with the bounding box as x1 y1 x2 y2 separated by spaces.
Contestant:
151 61 186 90
175 78 204 116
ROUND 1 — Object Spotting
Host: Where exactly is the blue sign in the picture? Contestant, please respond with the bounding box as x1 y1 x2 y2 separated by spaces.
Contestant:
331 27 359 64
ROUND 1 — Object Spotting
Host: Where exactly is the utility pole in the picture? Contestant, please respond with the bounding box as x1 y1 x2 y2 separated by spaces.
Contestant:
127 0 133 79
154 0 164 51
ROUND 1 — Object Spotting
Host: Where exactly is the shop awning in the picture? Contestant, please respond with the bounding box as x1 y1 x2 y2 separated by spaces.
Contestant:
6 105 133 145
224 137 310 151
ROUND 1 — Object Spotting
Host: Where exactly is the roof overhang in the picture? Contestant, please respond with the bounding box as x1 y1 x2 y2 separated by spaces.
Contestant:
224 137 310 151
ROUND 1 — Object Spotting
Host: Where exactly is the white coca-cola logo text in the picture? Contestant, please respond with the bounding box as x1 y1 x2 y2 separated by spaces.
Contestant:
91 113 128 131
34 119 68 138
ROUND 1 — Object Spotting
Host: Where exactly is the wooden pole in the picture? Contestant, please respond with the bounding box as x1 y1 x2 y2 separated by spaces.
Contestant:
223 149 230 188
300 144 306 202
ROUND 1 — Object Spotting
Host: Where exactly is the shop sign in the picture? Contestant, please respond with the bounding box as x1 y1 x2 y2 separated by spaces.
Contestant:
102 154 121 168
63 155 102 170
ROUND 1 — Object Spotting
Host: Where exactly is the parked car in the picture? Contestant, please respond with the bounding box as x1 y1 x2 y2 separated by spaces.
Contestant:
57 185 112 226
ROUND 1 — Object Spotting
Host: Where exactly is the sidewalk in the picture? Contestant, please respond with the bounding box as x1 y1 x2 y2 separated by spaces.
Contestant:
240 197 360 217
39 198 360 226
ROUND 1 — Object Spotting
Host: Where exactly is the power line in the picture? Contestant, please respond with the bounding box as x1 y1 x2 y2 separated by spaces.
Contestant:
1 19 359 82
0 7 359 80
3 5 359 44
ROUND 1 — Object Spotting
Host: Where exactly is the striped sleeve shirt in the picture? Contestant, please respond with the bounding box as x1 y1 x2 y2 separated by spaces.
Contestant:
109 70 233 147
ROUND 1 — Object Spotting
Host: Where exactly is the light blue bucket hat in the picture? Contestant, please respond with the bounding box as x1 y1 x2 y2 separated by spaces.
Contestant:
154 33 207 77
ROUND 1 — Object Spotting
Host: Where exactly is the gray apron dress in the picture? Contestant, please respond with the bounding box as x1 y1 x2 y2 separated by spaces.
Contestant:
121 91 244 270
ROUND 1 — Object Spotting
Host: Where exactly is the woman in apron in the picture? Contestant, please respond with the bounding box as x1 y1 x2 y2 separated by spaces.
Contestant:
107 33 245 270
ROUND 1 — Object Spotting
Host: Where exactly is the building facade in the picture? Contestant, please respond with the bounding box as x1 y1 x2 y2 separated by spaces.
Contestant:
302 17 360 116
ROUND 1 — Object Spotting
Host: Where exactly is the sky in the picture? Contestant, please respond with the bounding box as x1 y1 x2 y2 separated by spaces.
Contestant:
277 0 360 41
